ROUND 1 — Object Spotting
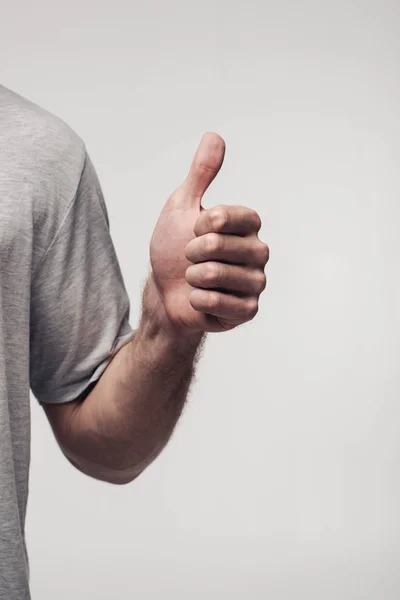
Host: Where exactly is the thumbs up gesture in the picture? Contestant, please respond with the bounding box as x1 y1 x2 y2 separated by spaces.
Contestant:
148 133 269 335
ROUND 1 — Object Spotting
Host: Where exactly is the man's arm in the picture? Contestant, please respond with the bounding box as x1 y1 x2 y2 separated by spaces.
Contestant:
44 275 205 485
43 133 268 486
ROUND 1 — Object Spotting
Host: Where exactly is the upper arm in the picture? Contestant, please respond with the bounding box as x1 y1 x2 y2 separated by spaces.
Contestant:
30 147 134 439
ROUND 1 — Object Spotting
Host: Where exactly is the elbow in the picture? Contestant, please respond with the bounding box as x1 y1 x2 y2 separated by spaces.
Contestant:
62 435 168 486
101 471 140 486
102 461 148 485
74 459 142 485
65 453 145 486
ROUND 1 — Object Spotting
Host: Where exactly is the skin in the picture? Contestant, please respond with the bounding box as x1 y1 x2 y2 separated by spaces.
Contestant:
44 132 269 484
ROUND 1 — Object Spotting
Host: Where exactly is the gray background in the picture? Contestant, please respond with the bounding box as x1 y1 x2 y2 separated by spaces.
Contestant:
2 0 400 598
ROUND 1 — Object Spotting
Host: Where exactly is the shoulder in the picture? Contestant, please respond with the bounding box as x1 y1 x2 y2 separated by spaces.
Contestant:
0 85 86 203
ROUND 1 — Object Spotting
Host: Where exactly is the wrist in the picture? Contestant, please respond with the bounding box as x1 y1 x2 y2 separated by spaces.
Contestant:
139 274 205 349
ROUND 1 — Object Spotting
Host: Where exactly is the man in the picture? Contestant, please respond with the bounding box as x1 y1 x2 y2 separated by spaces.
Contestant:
0 84 269 598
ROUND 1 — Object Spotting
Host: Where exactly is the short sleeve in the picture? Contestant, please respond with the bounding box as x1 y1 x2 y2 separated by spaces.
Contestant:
29 149 135 405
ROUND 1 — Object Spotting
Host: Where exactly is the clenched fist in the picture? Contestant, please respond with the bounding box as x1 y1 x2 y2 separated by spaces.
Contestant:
148 132 269 335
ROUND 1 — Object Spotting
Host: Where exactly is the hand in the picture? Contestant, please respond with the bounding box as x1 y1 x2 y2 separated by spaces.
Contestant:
149 132 269 335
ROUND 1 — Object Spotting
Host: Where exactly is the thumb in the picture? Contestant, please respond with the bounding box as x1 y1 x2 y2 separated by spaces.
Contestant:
180 132 225 202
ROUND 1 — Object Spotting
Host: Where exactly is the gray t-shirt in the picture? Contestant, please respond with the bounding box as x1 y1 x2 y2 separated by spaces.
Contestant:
0 84 134 598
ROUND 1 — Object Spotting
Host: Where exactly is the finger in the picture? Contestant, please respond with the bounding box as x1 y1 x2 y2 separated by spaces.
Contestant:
186 262 267 296
185 232 270 267
189 288 259 322
194 205 262 237
180 133 225 203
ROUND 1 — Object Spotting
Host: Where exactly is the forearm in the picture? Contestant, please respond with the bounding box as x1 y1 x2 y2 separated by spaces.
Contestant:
61 277 205 484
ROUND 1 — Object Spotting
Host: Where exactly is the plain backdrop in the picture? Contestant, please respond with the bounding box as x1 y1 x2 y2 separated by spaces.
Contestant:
1 1 400 598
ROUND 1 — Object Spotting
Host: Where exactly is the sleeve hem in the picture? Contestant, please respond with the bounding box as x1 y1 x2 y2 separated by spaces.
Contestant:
36 327 135 406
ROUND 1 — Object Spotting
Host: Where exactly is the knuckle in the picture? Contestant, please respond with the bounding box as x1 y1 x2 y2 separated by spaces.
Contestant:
208 291 222 309
204 262 221 283
245 297 259 318
260 242 270 263
251 210 262 231
205 232 223 254
210 205 229 230
256 271 267 292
